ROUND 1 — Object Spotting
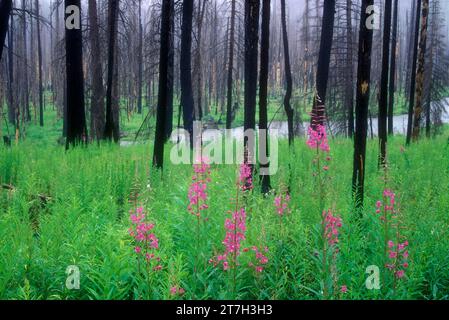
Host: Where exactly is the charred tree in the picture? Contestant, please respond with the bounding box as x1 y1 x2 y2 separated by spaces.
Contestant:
352 0 374 209
36 0 44 127
104 0 120 142
406 0 422 145
412 0 430 141
387 0 398 135
311 0 336 129
280 0 294 145
259 0 271 194
378 0 392 167
88 0 105 141
153 0 172 169
225 0 236 129
243 0 260 167
0 0 12 60
180 0 194 145
65 0 87 148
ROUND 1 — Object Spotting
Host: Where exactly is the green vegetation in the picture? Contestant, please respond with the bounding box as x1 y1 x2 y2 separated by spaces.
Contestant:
1 111 448 300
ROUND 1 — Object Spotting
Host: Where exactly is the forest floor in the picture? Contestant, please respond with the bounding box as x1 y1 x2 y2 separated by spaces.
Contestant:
0 110 448 300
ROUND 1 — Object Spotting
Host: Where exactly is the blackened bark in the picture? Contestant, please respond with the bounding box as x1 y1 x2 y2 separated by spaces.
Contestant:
7 15 14 125
153 0 172 169
406 0 422 145
36 0 44 127
387 0 398 135
165 0 174 141
280 0 294 146
88 0 105 141
0 0 12 60
345 0 354 138
180 0 194 145
137 0 143 114
21 0 30 122
259 0 271 194
243 0 260 166
378 0 392 166
311 0 336 129
352 0 374 209
104 0 120 142
225 0 236 129
65 0 87 149
412 0 429 141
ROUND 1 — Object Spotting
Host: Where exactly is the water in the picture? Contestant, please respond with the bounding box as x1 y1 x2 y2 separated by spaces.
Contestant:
121 97 449 146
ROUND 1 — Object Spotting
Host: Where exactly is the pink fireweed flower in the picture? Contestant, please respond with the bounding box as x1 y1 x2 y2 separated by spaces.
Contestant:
188 157 211 218
210 208 247 271
322 209 343 247
129 207 161 269
340 285 348 293
170 286 185 296
248 246 269 273
274 193 291 217
239 163 253 191
307 124 330 153
386 239 409 279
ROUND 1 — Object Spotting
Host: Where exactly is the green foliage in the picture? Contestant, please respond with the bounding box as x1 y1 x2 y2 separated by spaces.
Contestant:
0 118 448 300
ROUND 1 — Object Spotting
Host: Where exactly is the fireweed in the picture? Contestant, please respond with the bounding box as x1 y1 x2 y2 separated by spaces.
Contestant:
321 209 344 298
210 162 264 298
375 189 409 288
307 124 346 298
128 206 162 293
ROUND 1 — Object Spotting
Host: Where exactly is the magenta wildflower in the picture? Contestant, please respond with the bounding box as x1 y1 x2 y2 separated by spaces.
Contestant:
340 285 348 293
239 162 253 191
274 193 291 217
128 206 161 270
322 209 342 247
307 124 330 153
386 239 409 279
188 157 211 218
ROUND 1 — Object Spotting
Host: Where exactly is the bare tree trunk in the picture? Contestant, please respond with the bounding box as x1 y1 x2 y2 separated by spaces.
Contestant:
412 0 430 141
345 0 354 138
180 0 194 146
21 0 30 122
259 0 271 194
378 0 392 167
153 0 172 169
65 0 87 148
225 0 236 129
352 0 374 209
243 0 259 169
136 0 143 115
311 0 336 129
387 0 398 135
104 0 120 142
406 0 422 145
280 0 294 145
36 0 44 127
88 0 105 141
0 0 12 60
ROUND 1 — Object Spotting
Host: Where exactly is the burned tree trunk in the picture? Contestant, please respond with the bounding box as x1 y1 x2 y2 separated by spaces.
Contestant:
280 0 294 145
406 0 422 145
243 0 260 166
345 0 354 138
153 0 172 169
65 0 87 148
387 0 398 136
225 0 236 129
378 0 392 167
412 0 430 141
0 0 12 60
104 0 120 142
36 0 44 127
352 0 374 208
311 0 336 129
180 0 194 145
88 0 105 141
259 0 271 194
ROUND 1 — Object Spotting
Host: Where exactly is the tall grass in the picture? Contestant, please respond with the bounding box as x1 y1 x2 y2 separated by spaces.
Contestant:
0 129 448 300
